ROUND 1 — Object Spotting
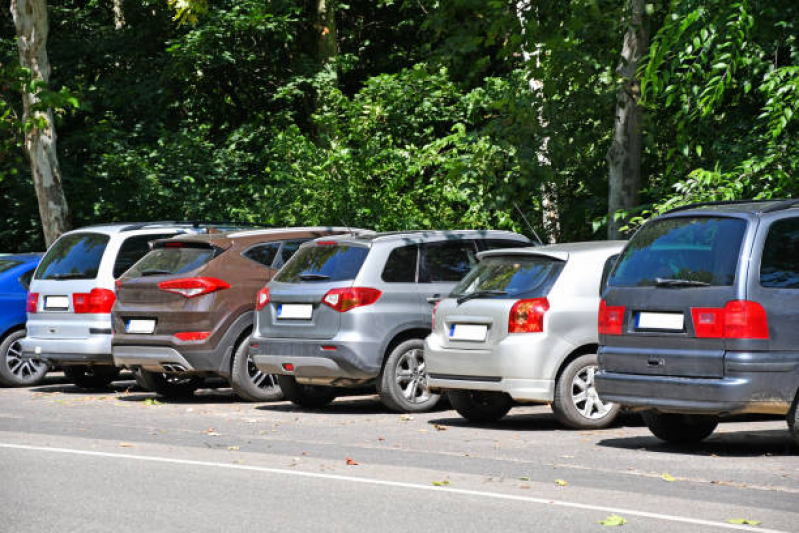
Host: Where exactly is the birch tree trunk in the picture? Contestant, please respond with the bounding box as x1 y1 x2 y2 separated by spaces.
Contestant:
316 0 338 66
11 0 71 246
112 0 125 29
607 0 647 239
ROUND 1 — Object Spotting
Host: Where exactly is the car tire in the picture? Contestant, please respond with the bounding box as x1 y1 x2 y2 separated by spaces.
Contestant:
64 365 120 390
449 390 513 422
788 394 799 447
277 375 337 409
138 369 201 398
552 353 621 429
230 334 283 402
0 329 49 387
642 411 719 444
378 339 441 413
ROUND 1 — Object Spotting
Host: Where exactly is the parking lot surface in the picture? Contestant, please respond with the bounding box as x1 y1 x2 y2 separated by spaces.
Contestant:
1 373 797 532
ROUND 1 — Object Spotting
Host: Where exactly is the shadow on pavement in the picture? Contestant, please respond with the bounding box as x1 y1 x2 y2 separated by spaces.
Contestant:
256 394 452 415
428 410 643 432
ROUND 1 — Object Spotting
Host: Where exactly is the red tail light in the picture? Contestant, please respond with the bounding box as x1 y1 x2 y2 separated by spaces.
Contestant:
158 277 230 298
692 300 768 339
598 299 625 335
256 287 270 311
317 241 337 246
432 300 441 329
26 292 39 313
73 288 116 314
322 287 382 312
174 331 210 341
509 297 549 333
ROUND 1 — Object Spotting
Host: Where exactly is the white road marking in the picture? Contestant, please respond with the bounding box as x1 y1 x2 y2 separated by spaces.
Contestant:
0 442 786 533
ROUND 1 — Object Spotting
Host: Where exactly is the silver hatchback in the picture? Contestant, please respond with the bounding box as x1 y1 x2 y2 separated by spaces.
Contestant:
425 241 625 428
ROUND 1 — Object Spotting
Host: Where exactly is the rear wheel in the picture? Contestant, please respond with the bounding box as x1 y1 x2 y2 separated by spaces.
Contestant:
378 339 441 413
64 365 120 390
0 330 48 387
277 375 337 409
552 353 620 429
230 334 283 402
788 394 799 446
138 369 201 398
449 390 513 422
642 411 719 444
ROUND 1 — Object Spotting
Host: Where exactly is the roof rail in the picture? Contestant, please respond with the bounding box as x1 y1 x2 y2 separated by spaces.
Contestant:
664 199 783 215
117 221 261 232
760 198 799 213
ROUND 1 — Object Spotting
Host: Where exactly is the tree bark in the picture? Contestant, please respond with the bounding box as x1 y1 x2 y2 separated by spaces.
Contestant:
11 0 71 246
316 0 338 66
112 0 125 29
607 0 647 239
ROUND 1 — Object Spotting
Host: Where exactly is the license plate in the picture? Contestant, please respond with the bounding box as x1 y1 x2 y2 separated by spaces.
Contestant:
636 312 684 331
449 324 488 341
277 304 313 320
44 296 69 310
126 319 156 334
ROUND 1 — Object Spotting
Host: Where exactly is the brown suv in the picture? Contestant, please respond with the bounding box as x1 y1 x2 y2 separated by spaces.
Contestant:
112 227 357 400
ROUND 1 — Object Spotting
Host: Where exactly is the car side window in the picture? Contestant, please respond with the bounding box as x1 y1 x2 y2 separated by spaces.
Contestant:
760 218 799 288
114 233 178 278
600 254 620 296
243 243 281 268
421 241 478 283
382 245 418 283
18 268 35 290
276 240 308 268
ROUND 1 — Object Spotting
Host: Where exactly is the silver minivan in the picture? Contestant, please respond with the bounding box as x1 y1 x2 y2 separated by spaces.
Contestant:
425 241 625 428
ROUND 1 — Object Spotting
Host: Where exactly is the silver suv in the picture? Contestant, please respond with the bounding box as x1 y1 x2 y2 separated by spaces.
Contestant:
250 230 532 412
21 222 231 388
425 241 625 428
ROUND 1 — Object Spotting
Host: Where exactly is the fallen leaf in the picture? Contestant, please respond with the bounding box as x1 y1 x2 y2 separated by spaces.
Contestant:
400 415 414 422
727 519 761 526
518 476 530 481
432 480 450 487
555 479 568 486
119 442 134 448
206 431 222 436
599 514 627 527
346 457 359 466
433 424 447 431
143 398 163 406
519 485 530 489
661 473 676 482
227 446 240 451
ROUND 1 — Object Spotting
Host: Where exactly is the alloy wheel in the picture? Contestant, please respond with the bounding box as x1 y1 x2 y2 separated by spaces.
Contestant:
571 365 613 419
246 353 278 391
5 339 47 383
394 348 431 404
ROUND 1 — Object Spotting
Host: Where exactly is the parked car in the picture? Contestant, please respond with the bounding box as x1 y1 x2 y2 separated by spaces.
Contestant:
0 254 44 386
21 222 242 389
112 227 358 400
425 241 625 428
595 200 799 446
250 230 534 412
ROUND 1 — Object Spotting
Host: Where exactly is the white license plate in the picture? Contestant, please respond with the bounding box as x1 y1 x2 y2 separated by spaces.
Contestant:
636 312 684 331
449 324 488 341
277 304 313 320
126 319 156 334
44 296 70 310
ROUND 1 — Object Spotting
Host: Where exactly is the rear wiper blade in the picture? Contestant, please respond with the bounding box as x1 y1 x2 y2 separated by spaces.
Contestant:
299 273 330 281
140 269 174 277
457 290 507 305
654 277 710 287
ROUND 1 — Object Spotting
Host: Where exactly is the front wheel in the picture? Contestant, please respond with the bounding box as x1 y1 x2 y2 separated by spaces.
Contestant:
552 353 620 429
0 330 49 387
642 411 719 444
378 339 441 413
277 375 337 409
449 390 513 422
787 395 799 446
230 335 283 402
138 369 201 398
64 365 120 390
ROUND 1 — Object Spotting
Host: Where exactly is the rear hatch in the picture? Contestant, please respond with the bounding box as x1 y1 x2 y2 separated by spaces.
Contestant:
600 215 750 378
257 242 370 340
435 252 565 349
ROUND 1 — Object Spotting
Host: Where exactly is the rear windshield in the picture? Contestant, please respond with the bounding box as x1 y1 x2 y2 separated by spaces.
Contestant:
609 216 747 287
35 233 110 280
275 244 369 283
450 256 564 299
125 247 216 278
0 260 22 274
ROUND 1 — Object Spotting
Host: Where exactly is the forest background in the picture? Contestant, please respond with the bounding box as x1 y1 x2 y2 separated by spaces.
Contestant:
1 0 797 250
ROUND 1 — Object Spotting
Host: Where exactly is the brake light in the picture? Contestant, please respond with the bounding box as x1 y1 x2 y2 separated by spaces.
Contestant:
73 288 116 314
509 297 549 333
158 277 230 298
164 242 184 248
255 287 270 311
26 293 39 313
432 300 441 329
598 299 625 335
322 287 382 312
692 300 768 339
174 331 210 341
317 241 337 246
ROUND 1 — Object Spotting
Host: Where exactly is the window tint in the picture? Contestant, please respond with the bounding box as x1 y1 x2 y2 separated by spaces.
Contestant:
126 247 217 278
0 260 22 274
482 239 531 250
761 218 799 288
600 254 620 295
422 241 478 282
450 256 564 299
36 233 110 280
243 243 281 267
114 233 178 278
18 268 35 290
278 240 307 266
275 245 369 283
609 217 746 287
382 245 418 283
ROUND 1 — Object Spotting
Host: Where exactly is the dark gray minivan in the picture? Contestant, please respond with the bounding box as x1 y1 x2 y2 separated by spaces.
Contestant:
595 200 799 445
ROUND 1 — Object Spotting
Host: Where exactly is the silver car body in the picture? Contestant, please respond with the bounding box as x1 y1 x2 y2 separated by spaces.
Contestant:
426 241 625 401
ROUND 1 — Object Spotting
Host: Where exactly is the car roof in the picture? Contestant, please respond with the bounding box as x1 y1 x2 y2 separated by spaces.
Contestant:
68 222 255 236
663 199 799 217
0 253 43 263
319 229 531 245
158 227 365 247
478 241 625 261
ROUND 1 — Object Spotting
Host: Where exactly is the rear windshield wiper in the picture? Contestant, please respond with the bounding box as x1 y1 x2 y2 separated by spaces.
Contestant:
140 269 174 277
47 273 90 280
456 289 508 305
654 277 710 288
299 273 331 281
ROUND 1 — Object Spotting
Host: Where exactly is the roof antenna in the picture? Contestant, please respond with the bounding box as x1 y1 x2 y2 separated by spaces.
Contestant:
513 202 544 245
340 218 353 234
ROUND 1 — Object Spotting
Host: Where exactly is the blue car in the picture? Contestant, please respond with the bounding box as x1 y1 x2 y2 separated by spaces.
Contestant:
0 253 46 386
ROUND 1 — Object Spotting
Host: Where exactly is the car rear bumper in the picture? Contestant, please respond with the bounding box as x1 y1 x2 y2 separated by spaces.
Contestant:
112 345 196 373
20 334 113 365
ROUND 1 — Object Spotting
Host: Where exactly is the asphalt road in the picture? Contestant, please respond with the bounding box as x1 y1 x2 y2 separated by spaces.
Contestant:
1 373 797 533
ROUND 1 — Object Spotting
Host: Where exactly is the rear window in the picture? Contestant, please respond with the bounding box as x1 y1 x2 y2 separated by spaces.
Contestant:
450 256 564 299
275 244 369 283
761 217 799 288
609 217 746 287
114 233 179 278
482 239 531 250
0 259 22 274
125 247 216 278
36 233 110 280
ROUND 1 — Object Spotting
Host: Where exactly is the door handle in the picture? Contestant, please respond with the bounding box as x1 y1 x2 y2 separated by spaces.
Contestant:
427 295 441 304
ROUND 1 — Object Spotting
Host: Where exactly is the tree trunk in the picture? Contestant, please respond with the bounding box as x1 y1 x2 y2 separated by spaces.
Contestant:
607 0 647 239
11 0 70 246
316 0 338 66
112 0 125 29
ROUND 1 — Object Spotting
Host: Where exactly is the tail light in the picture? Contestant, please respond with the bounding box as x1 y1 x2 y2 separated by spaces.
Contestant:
322 287 382 312
692 300 768 339
174 331 210 341
432 300 441 329
598 299 625 335
73 288 116 314
508 297 549 333
158 277 230 298
256 287 270 311
26 293 39 313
